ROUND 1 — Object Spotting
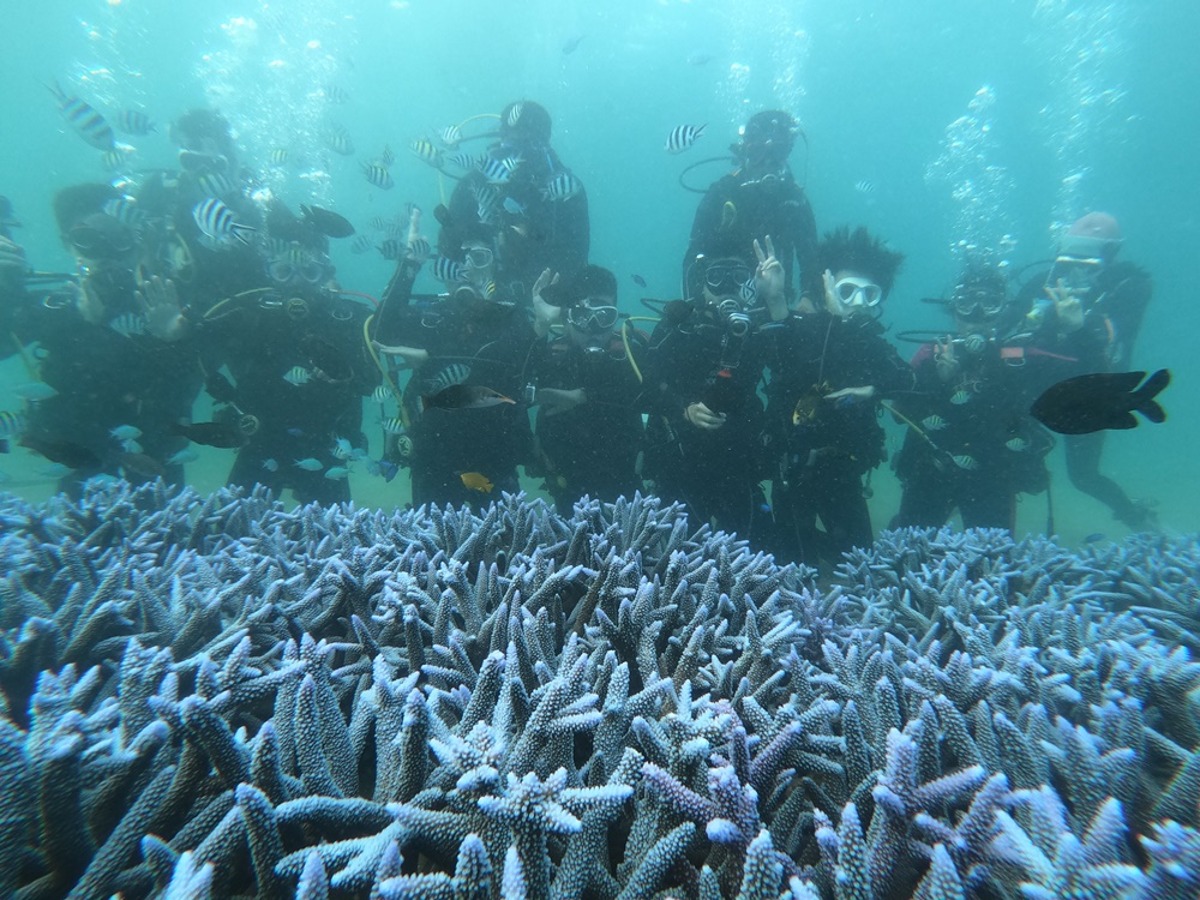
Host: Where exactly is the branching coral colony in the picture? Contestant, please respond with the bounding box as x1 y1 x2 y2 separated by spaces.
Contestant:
0 480 1198 898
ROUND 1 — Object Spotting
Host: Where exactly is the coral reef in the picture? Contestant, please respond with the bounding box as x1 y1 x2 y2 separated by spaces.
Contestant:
1 480 1199 898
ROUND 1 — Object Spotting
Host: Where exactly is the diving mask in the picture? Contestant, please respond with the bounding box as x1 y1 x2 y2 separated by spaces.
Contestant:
833 276 882 309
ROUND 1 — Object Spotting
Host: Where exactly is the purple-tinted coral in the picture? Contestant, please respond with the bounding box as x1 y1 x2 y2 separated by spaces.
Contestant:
0 479 1198 898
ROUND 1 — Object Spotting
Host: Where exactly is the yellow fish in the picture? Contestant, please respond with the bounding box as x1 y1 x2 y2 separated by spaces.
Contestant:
460 471 494 493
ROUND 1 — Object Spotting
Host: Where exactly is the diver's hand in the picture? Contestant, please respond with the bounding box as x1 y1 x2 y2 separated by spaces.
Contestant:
372 341 429 367
824 385 876 406
536 387 586 416
753 235 787 320
137 275 187 342
75 279 106 325
1045 279 1085 332
404 205 429 263
532 268 561 337
933 337 959 381
0 236 27 276
684 401 726 430
821 269 849 318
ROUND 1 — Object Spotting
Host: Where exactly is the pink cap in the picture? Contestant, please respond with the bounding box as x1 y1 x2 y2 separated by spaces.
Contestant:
1061 212 1122 259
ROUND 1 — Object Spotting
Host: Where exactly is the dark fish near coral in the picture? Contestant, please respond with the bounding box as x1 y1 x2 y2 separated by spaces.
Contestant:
119 452 166 479
421 384 514 412
300 204 355 238
1031 369 1170 435
631 274 647 288
561 34 585 54
169 421 249 449
19 435 102 469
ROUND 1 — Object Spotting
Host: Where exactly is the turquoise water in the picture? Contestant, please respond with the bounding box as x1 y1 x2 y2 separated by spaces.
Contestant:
1 0 1196 544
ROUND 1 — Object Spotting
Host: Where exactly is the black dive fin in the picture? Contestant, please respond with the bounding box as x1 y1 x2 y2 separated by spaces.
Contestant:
1134 368 1170 424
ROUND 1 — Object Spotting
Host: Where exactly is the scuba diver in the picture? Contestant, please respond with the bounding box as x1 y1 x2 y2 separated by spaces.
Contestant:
892 262 1065 532
765 226 915 567
1014 212 1157 530
132 107 266 314
373 220 541 508
439 100 589 301
0 183 202 495
526 264 648 514
193 205 379 505
683 109 819 307
641 233 788 541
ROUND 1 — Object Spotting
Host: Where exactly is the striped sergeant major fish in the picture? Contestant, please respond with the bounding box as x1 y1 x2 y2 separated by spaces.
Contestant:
543 172 582 202
410 138 444 168
192 198 255 246
665 123 706 154
115 108 155 135
362 161 394 190
325 125 354 156
432 256 465 284
47 81 115 150
480 155 521 185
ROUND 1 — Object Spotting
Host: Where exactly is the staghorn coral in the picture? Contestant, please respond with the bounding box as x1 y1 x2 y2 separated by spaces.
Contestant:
0 480 1197 897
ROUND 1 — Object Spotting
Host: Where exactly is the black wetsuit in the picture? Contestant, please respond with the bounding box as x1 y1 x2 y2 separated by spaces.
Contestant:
685 170 819 302
378 293 539 508
1014 261 1154 528
443 143 589 298
891 334 1070 532
202 289 378 505
528 329 647 514
0 266 201 494
765 312 915 566
641 303 771 540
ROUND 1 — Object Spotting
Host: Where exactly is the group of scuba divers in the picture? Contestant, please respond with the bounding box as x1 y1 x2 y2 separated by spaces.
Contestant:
0 101 1158 569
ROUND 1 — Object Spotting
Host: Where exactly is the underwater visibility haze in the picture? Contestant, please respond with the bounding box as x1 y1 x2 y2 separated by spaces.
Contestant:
1 1 1200 897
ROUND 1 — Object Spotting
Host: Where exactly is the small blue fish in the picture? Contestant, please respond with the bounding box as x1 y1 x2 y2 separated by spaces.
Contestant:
294 457 323 471
262 458 280 472
1083 532 1106 544
167 448 199 465
13 382 58 401
324 466 350 480
502 196 526 216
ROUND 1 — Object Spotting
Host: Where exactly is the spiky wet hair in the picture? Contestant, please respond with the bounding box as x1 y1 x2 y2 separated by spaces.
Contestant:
818 226 904 298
